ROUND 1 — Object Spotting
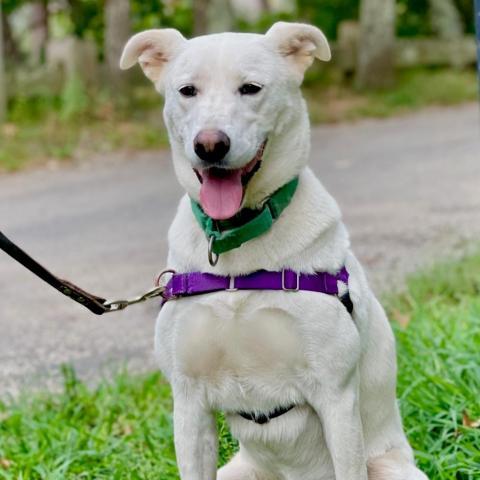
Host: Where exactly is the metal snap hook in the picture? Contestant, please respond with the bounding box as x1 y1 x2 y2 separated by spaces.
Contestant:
208 236 219 266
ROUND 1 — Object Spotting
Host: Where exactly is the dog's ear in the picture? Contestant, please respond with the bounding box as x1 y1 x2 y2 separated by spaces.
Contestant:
120 29 186 88
265 22 331 82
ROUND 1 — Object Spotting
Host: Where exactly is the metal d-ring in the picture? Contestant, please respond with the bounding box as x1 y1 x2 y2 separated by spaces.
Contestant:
208 236 219 266
154 268 176 287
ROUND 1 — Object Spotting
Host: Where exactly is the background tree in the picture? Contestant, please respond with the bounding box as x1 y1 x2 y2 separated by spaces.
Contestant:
105 0 131 93
207 0 235 32
428 0 464 39
193 0 209 35
356 0 396 89
2 7 21 62
30 0 49 65
0 0 5 123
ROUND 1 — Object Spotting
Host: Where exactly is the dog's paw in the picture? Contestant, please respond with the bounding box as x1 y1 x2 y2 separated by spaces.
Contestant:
368 449 429 480
217 453 276 480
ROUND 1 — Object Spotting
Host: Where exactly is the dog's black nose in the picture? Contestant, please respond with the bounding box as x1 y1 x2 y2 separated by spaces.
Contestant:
194 130 230 164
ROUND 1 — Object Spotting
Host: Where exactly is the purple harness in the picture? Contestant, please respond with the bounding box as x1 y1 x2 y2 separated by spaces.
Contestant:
160 266 353 425
161 267 353 314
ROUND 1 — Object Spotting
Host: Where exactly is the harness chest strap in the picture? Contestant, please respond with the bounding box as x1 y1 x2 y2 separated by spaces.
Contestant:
161 267 353 314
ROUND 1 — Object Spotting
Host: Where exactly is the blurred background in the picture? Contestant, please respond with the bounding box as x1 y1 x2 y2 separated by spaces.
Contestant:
0 4 479 477
0 0 478 171
0 0 479 400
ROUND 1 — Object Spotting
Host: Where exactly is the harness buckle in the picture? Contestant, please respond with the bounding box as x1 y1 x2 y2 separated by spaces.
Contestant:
282 269 299 292
226 276 238 292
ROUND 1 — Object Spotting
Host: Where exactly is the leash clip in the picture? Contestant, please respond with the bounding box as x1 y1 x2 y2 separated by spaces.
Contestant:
103 269 176 312
103 285 165 312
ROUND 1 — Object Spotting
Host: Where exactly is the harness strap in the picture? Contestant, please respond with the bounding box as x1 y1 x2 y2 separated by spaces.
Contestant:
0 231 110 315
162 268 354 314
238 404 296 425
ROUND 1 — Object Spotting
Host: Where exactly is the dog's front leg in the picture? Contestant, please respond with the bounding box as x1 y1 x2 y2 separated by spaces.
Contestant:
308 371 367 480
306 372 367 480
173 380 218 480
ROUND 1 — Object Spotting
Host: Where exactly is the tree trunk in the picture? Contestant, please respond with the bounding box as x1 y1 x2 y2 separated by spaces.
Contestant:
356 0 396 89
476 0 480 90
193 0 210 36
30 0 49 65
0 1 5 123
105 0 131 93
193 0 236 35
2 11 21 63
207 0 235 33
428 0 463 40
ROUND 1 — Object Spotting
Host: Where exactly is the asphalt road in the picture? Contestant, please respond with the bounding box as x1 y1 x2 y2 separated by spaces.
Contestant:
1 104 479 396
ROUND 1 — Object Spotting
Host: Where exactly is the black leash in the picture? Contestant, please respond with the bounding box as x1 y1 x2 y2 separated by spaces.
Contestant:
0 230 164 315
1 230 353 316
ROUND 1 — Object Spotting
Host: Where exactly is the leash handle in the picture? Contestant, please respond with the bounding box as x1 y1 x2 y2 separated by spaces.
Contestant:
0 230 111 315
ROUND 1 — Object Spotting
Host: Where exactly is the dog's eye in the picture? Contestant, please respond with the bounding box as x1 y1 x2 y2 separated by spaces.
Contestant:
178 85 197 97
239 83 263 95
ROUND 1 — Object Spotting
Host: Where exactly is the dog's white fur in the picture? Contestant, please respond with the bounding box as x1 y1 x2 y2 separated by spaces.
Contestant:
121 23 428 480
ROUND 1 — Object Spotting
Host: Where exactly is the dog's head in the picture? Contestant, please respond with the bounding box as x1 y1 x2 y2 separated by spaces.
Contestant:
120 23 330 220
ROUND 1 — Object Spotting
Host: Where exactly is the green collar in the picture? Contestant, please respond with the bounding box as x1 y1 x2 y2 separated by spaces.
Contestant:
191 176 299 256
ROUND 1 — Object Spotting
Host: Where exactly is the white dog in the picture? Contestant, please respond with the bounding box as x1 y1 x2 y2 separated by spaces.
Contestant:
120 23 428 480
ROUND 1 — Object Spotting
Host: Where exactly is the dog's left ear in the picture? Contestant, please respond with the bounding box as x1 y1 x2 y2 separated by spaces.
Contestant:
265 22 331 82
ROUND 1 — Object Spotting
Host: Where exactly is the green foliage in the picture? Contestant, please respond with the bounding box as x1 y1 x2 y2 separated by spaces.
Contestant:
236 11 297 35
296 0 359 39
131 0 194 37
396 0 475 36
397 0 432 37
60 76 89 120
1 0 28 15
1 253 480 477
305 68 478 123
0 83 168 172
67 0 104 40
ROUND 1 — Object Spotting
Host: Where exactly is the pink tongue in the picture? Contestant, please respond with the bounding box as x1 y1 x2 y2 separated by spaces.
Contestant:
200 169 243 220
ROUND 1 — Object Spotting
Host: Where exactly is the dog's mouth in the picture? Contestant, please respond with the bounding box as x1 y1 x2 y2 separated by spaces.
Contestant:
193 140 267 220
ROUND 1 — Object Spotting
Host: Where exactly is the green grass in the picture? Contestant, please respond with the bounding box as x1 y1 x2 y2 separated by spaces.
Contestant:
1 67 478 172
1 253 480 478
0 83 169 173
0 366 238 479
387 254 480 478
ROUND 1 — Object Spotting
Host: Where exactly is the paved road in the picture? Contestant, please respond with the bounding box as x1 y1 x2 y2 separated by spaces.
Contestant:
1 104 479 396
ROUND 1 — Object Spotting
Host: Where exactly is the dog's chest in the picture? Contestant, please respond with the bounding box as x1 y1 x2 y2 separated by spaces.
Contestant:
164 294 306 381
